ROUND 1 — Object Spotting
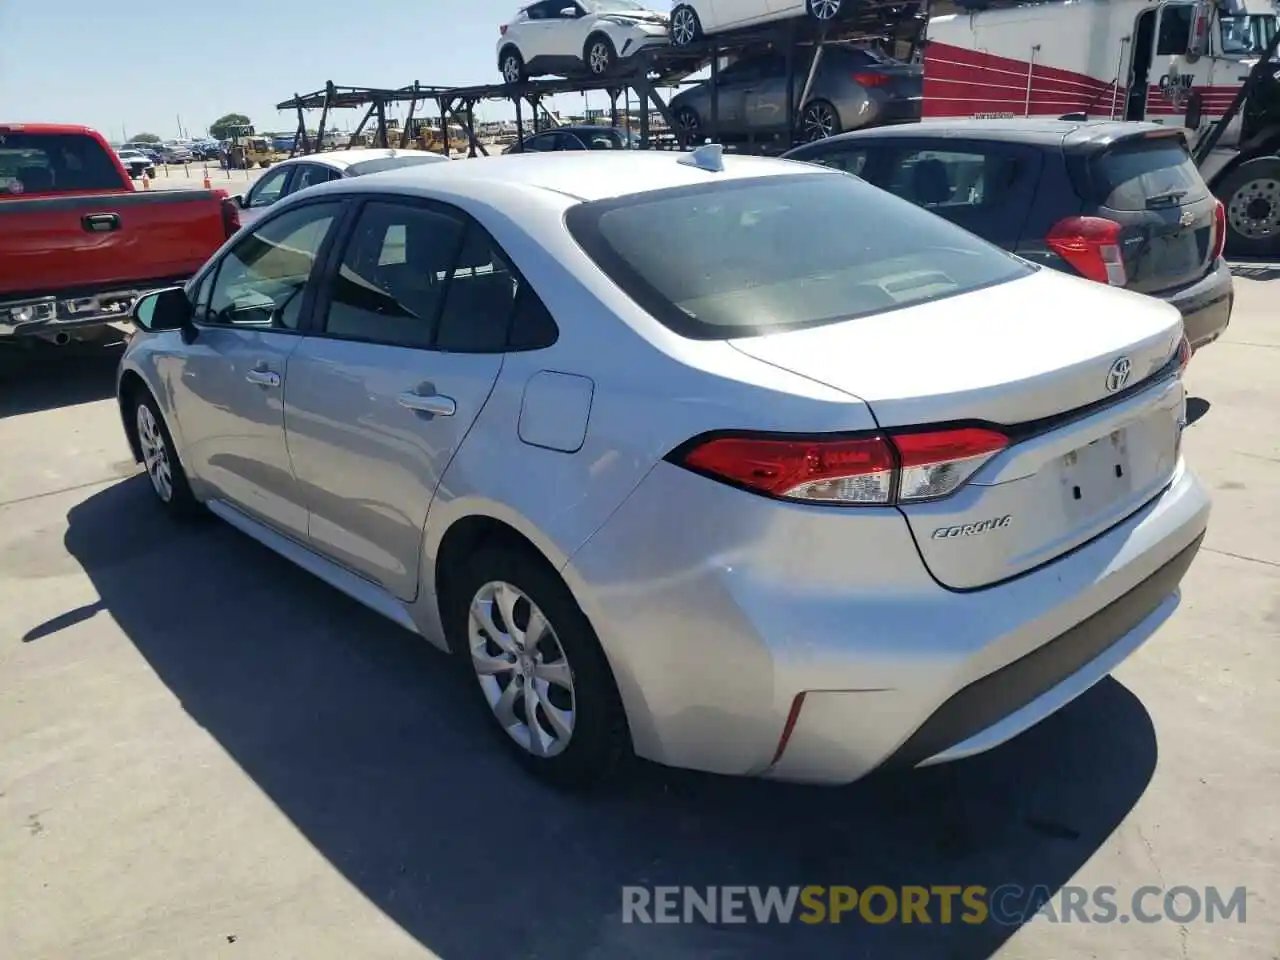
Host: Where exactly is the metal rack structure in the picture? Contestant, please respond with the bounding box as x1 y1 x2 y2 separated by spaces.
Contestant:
276 1 931 156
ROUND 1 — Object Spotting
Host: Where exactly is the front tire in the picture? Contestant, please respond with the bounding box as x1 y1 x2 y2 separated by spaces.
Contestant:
1218 156 1280 259
133 391 201 519
584 33 617 77
673 105 702 145
669 4 703 46
448 547 630 789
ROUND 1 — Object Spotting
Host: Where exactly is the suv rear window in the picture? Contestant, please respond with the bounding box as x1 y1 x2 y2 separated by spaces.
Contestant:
0 133 123 195
1086 138 1209 211
564 172 1033 339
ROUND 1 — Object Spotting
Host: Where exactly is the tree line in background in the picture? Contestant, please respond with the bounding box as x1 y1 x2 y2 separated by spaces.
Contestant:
126 114 254 144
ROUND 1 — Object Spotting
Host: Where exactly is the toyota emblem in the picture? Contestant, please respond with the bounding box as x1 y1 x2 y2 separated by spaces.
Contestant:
1105 356 1133 393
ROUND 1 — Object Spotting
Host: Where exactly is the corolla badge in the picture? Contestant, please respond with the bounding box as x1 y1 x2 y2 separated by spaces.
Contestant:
931 515 1012 539
1105 356 1133 393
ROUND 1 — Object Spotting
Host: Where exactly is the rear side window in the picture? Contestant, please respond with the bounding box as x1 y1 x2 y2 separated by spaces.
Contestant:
1085 139 1209 210
566 172 1032 340
0 132 123 194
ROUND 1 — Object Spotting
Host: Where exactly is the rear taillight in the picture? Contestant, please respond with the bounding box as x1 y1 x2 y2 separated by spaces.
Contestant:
1177 332 1192 372
1046 216 1127 286
220 197 240 238
1211 199 1226 261
852 72 889 87
500 23 508 34
673 427 1008 506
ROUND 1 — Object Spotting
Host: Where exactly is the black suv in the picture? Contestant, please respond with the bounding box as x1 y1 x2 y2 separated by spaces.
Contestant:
784 119 1233 351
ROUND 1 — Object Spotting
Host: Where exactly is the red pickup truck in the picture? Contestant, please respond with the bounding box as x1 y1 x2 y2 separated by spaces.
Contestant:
0 123 239 345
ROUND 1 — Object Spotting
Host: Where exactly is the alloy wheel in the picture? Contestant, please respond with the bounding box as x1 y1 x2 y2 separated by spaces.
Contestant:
588 41 612 75
502 55 522 84
1227 177 1280 241
808 0 842 20
676 108 701 143
468 580 576 758
671 7 698 45
136 403 173 503
801 102 838 141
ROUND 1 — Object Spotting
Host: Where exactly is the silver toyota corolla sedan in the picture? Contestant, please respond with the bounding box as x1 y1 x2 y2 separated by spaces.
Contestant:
116 148 1210 788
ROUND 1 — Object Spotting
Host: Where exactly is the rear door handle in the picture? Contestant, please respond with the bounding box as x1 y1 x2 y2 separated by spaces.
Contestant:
397 391 456 416
81 213 121 232
245 369 281 387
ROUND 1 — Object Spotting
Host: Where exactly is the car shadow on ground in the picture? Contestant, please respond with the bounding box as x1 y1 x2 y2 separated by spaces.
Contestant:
48 476 1160 960
1228 261 1280 282
0 337 126 418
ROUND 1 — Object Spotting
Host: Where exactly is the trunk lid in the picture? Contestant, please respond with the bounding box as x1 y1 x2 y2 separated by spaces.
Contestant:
730 268 1186 589
1075 134 1219 295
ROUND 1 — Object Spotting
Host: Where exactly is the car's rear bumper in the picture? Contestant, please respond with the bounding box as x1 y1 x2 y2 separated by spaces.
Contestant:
566 456 1210 784
1163 256 1233 350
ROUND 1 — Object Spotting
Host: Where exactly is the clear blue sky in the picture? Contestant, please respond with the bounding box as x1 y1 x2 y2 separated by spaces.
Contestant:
0 0 665 139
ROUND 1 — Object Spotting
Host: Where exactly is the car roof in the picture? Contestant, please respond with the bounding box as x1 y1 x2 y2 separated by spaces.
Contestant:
275 148 447 171
335 150 833 203
806 117 1178 150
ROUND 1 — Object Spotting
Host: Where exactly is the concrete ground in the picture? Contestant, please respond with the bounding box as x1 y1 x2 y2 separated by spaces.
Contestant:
0 266 1276 959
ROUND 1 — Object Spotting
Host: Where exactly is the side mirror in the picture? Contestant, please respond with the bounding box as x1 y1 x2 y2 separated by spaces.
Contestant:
1188 1 1211 59
131 287 193 334
560 6 578 16
235 193 248 209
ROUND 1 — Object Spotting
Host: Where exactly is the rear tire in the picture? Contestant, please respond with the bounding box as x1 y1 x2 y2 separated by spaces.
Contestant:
669 4 702 46
500 46 527 84
1218 156 1280 260
447 546 630 789
673 105 702 145
799 99 842 141
806 0 845 20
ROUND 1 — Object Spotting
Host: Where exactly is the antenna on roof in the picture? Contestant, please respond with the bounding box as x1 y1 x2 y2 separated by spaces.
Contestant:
677 142 725 173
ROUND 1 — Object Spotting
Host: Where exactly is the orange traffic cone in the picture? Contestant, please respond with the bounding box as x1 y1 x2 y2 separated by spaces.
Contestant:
202 167 212 189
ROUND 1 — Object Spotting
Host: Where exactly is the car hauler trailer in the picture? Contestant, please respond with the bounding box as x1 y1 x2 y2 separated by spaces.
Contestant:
924 0 1280 256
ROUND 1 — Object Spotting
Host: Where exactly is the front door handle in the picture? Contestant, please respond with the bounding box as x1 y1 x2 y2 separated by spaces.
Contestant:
397 391 456 416
82 213 121 233
245 369 281 387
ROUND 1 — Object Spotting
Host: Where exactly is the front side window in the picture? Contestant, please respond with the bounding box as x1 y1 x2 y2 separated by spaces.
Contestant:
1156 3 1194 54
247 165 291 208
290 163 334 193
205 202 341 329
565 171 1032 340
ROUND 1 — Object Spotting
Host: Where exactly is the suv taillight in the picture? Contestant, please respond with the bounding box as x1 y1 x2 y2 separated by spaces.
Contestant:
1046 216 1127 286
220 197 240 238
671 427 1009 506
1177 332 1193 372
852 72 889 87
1211 198 1227 261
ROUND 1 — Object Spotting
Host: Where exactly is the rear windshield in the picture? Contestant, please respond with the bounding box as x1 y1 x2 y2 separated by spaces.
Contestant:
565 172 1033 339
1087 138 1209 211
347 155 450 177
0 132 122 195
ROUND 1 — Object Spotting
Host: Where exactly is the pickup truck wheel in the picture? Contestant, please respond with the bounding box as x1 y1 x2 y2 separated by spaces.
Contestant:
133 393 201 519
1219 156 1280 259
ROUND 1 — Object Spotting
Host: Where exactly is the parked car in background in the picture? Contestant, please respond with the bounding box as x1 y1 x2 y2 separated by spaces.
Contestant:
669 43 921 143
498 0 669 82
784 118 1233 351
115 149 157 180
118 150 1207 788
0 123 238 346
233 148 451 228
503 124 638 152
158 144 193 164
669 0 855 45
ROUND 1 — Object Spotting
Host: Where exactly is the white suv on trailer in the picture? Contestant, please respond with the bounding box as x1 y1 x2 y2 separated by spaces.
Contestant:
497 0 670 83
